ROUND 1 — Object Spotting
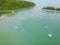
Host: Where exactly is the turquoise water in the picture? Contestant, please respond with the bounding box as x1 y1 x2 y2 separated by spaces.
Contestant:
0 0 60 45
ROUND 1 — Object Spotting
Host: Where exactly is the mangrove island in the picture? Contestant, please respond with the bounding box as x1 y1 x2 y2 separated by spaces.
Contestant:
42 6 60 11
0 0 35 17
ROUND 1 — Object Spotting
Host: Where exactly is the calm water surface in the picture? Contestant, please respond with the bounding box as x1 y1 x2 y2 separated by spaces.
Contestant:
0 0 60 45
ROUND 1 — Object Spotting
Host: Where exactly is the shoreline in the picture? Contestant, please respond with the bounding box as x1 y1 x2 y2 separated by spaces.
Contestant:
0 7 34 13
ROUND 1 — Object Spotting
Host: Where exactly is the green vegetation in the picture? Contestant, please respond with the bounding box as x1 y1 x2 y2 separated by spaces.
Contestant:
43 6 55 10
0 0 35 11
56 8 60 11
42 6 60 11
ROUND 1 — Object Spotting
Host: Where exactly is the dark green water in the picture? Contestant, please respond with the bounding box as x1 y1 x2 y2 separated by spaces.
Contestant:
0 0 60 45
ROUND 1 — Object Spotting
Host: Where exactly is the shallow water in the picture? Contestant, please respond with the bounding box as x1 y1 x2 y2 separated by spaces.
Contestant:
0 0 60 45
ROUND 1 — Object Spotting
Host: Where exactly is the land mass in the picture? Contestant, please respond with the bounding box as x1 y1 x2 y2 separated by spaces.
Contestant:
0 0 35 11
42 6 60 11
